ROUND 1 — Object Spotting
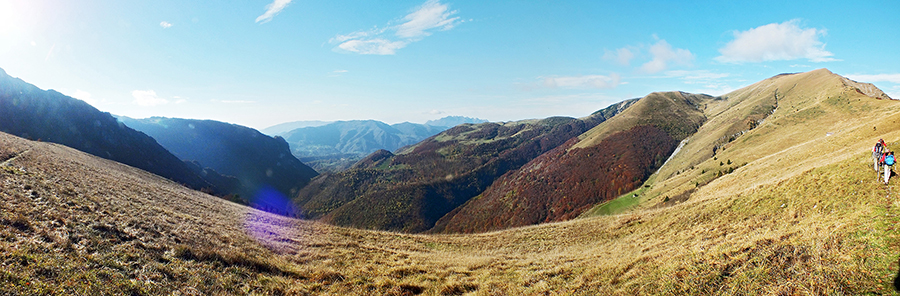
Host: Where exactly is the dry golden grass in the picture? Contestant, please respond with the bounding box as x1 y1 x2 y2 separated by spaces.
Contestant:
3 69 900 295
2 129 900 295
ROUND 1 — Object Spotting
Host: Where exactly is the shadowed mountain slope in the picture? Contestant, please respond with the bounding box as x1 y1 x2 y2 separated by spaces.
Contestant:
0 68 215 194
434 92 714 233
293 99 637 232
118 117 319 212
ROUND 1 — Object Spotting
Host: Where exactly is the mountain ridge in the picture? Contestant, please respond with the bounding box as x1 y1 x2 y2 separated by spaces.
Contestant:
0 67 218 195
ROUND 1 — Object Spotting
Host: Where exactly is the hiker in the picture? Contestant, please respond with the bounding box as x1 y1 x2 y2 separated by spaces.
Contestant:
883 150 895 184
874 139 886 171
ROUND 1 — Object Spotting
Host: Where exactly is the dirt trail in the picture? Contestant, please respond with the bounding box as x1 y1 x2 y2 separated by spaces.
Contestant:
0 149 28 166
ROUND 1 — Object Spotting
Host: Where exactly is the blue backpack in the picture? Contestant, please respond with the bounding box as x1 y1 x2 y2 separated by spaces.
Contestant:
887 154 895 166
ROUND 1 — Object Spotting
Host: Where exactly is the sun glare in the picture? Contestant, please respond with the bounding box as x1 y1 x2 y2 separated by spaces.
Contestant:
0 1 17 37
0 0 52 42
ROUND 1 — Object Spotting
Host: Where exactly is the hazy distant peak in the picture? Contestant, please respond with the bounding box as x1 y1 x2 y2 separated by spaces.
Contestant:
425 116 488 127
261 120 333 136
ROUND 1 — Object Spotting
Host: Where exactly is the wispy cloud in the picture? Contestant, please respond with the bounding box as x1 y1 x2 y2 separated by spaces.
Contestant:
716 19 836 63
132 90 168 106
159 21 173 28
540 74 621 89
256 0 292 24
603 47 635 66
665 70 729 82
220 100 256 104
337 39 408 55
846 73 900 84
396 0 461 38
665 70 734 95
328 69 349 77
330 0 463 55
640 39 693 74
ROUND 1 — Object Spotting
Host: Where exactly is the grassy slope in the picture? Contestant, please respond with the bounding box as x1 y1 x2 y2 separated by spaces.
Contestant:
3 130 900 295
638 69 900 207
4 69 900 294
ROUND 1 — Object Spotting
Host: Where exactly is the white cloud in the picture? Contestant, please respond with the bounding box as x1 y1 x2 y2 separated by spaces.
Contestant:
220 100 256 104
395 0 460 38
256 0 292 23
428 109 445 115
603 47 635 66
846 74 900 84
330 0 462 55
160 21 173 28
132 90 168 106
716 20 836 63
541 73 621 89
640 40 693 74
71 89 98 106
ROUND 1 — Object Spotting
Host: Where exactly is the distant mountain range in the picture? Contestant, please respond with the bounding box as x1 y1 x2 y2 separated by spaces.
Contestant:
260 120 332 136
118 117 319 212
277 117 486 172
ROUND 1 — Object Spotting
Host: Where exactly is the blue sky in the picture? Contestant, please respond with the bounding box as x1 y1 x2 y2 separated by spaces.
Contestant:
1 0 898 129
